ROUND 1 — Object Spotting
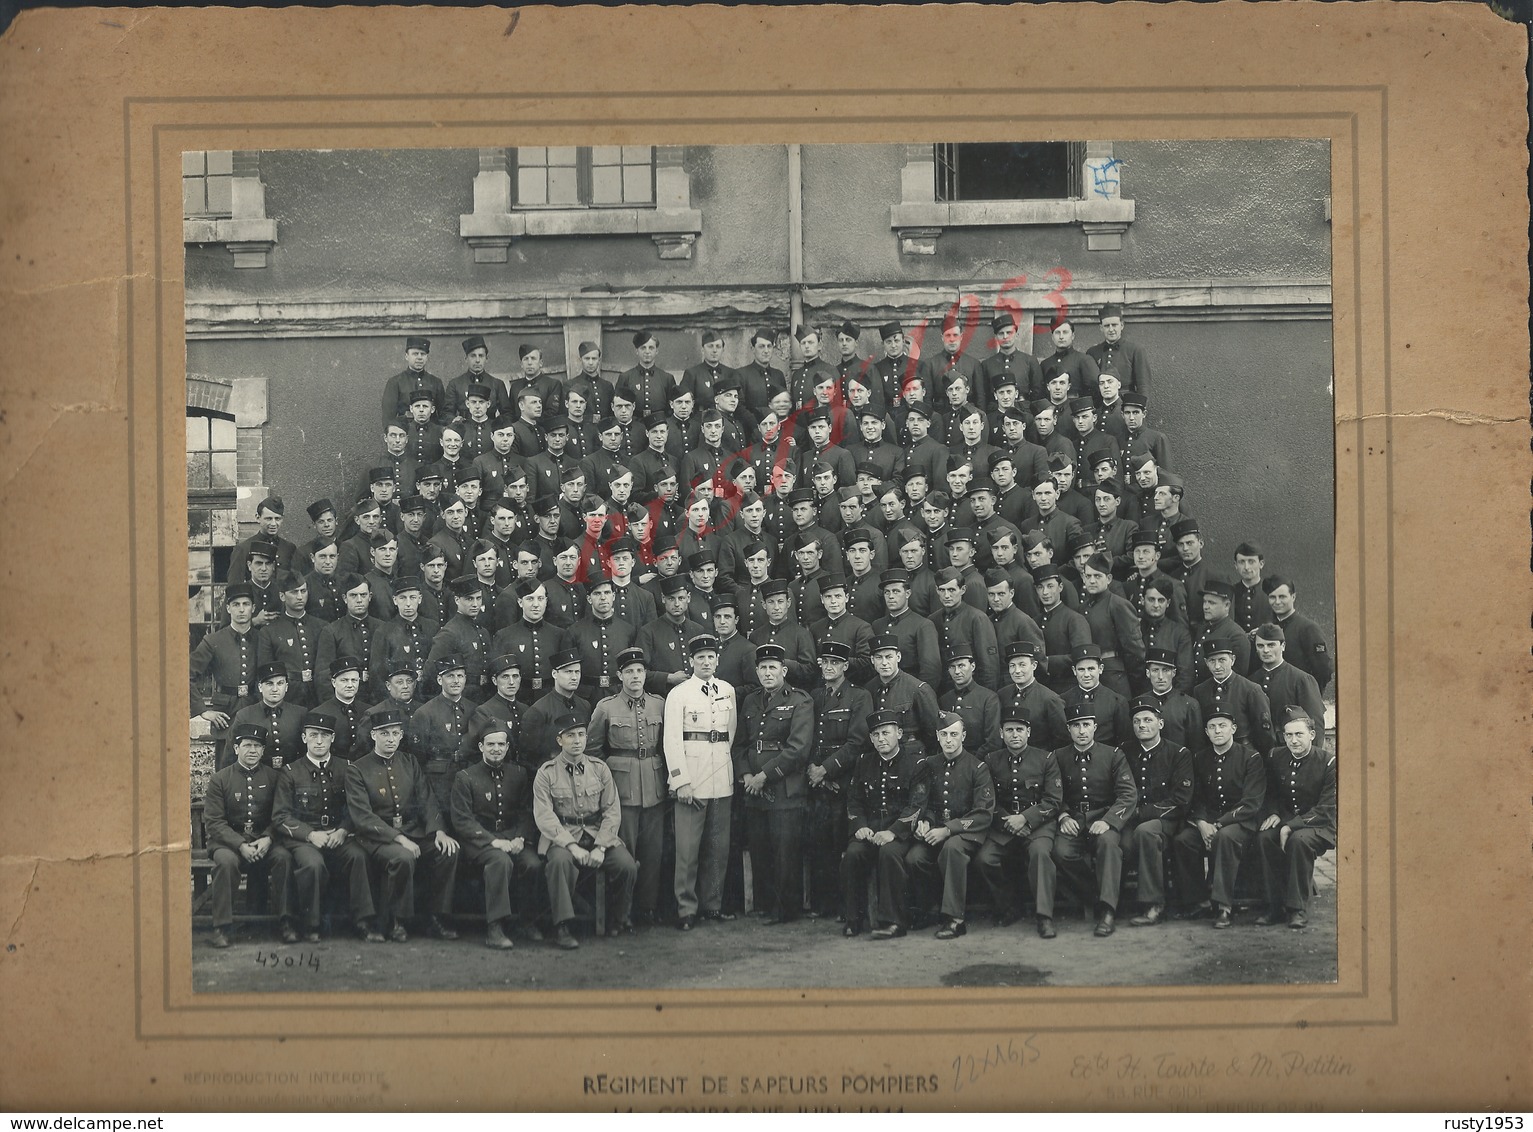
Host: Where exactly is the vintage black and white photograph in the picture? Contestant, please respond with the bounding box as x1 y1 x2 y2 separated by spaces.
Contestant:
183 138 1337 993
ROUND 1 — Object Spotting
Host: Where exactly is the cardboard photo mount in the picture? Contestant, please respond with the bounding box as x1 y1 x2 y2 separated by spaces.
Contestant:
0 3 1527 1112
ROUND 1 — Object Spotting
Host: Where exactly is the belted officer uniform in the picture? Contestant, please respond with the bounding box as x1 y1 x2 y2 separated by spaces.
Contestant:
804 642 873 917
408 661 477 814
273 713 375 936
734 644 815 922
587 649 670 923
662 639 737 921
345 709 459 933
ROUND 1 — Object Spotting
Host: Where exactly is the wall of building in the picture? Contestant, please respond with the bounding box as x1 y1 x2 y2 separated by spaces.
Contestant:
800 139 1332 286
186 311 1336 638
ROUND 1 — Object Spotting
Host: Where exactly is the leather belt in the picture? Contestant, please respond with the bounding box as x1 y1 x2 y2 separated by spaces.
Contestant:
607 748 660 760
682 731 729 743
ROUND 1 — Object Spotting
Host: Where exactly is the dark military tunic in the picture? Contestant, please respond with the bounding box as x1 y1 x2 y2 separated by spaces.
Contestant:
871 608 943 689
1036 601 1092 692
1086 336 1151 397
304 570 346 623
999 679 1071 754
633 614 708 696
863 670 942 749
571 612 636 699
1193 673 1275 753
984 745 1064 842
522 690 593 771
939 681 1003 757
489 618 572 702
190 623 260 720
382 367 446 425
316 614 384 701
224 699 306 771
370 614 438 691
1252 662 1326 736
1274 611 1333 691
1194 614 1253 681
202 760 292 927
313 694 374 764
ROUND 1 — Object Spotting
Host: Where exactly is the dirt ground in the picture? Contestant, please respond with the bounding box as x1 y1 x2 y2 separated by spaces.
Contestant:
192 870 1337 994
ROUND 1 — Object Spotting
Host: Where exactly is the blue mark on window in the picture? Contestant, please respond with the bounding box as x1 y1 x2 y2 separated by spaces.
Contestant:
1091 158 1124 199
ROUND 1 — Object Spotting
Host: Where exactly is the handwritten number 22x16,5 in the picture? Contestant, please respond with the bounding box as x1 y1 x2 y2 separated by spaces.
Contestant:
952 1036 1042 1093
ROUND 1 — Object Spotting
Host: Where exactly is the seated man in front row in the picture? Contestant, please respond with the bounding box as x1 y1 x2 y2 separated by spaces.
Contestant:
273 711 375 943
839 710 927 939
1051 699 1138 939
531 714 639 950
202 723 294 949
1170 707 1266 928
1254 707 1336 931
450 721 545 950
976 709 1063 939
344 707 460 943
900 712 995 941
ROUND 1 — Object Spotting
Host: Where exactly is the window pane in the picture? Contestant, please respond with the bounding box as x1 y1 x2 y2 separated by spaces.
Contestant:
623 165 652 204
210 451 238 490
591 145 622 165
548 166 579 205
186 452 211 490
591 166 622 204
183 179 205 216
622 145 652 164
205 176 233 217
519 146 547 166
186 416 209 453
183 151 205 175
212 509 240 547
188 509 212 549
190 584 213 623
210 417 237 450
547 146 578 166
950 142 1070 201
189 551 213 586
518 168 547 205
206 150 233 175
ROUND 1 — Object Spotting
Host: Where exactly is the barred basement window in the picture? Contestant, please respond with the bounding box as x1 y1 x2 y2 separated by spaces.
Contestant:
935 142 1087 202
514 146 656 208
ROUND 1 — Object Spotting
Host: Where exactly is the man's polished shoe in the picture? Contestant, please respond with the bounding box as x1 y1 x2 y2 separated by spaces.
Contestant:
843 920 865 938
359 919 386 944
427 915 459 940
1212 906 1234 929
1288 910 1309 930
1176 901 1213 920
513 919 544 943
1130 905 1165 927
1036 916 1057 939
278 920 300 944
485 921 515 950
388 921 409 943
1254 908 1286 927
208 927 232 950
607 919 635 938
700 910 737 923
869 923 907 940
677 915 697 932
1094 911 1116 938
935 918 967 940
554 922 579 950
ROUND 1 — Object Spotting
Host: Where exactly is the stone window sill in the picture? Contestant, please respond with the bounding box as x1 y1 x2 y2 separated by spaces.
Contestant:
183 218 278 268
460 206 703 260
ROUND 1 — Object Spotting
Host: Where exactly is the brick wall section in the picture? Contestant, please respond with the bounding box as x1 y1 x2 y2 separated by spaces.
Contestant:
236 428 263 486
186 374 233 413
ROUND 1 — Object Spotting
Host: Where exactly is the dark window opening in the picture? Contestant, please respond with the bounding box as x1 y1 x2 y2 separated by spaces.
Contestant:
935 142 1085 202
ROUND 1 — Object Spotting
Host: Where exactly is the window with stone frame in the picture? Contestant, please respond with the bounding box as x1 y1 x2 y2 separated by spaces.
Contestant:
187 407 240 653
934 142 1087 202
514 146 656 209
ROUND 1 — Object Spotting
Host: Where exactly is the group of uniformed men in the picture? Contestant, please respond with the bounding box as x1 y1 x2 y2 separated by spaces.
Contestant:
193 306 1337 952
